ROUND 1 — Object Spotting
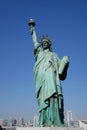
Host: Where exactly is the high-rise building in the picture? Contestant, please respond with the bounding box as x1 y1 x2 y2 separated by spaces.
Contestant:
3 119 8 127
18 117 24 127
8 117 17 127
66 110 73 127
33 116 38 127
0 119 3 126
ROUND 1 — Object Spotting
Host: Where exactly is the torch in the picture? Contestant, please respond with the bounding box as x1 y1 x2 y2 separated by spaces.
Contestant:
28 19 35 35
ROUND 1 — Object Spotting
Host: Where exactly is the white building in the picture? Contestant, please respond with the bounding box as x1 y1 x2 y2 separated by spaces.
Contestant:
79 120 87 130
33 116 38 127
66 110 73 127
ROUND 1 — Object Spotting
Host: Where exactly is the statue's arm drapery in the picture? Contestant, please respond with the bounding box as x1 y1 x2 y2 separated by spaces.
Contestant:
30 26 39 49
30 26 41 56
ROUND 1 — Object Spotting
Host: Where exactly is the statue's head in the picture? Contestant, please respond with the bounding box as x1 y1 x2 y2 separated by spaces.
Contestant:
40 35 52 50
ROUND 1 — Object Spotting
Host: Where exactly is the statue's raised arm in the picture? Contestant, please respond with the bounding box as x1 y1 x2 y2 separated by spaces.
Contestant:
29 19 40 49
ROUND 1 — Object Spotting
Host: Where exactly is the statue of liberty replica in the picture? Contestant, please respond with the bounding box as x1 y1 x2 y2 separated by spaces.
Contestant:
29 19 69 127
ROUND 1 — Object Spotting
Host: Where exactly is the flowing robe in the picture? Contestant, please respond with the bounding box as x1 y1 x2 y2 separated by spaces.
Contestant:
34 48 66 126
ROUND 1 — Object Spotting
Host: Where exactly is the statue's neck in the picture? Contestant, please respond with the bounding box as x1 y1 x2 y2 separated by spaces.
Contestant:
43 48 50 52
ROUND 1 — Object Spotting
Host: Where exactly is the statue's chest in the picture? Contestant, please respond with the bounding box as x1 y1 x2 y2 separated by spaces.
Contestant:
37 51 52 60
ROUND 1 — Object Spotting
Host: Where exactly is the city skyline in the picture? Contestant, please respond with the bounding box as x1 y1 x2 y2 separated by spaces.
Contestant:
0 110 86 128
0 0 87 121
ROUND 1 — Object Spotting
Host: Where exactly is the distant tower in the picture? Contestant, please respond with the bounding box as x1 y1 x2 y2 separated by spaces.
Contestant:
67 110 73 127
33 116 38 127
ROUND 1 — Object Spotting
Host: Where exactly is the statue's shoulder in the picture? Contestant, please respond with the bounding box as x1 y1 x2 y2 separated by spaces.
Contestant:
51 52 60 63
52 52 59 58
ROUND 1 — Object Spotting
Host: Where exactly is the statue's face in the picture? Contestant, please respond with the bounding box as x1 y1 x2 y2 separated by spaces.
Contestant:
42 40 50 49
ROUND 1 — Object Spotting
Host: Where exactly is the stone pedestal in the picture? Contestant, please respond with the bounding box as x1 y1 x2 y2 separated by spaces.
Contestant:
16 127 84 130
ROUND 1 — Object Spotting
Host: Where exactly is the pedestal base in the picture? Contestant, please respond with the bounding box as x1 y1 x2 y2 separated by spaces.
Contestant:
16 127 84 130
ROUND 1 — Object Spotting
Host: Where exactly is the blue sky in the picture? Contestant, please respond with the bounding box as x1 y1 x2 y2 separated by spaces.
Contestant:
0 0 87 121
